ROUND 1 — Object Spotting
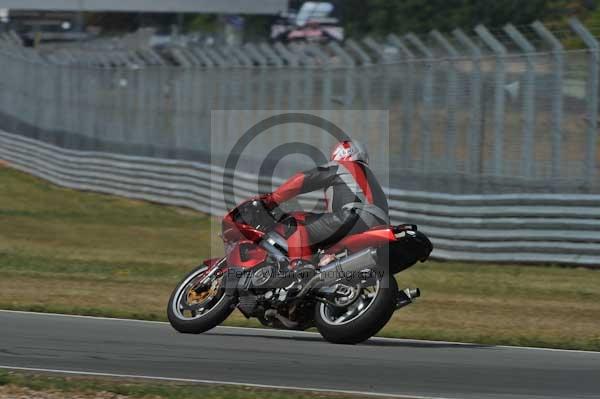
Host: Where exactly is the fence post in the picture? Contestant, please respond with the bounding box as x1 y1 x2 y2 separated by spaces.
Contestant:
329 41 357 136
273 42 296 113
362 36 385 63
531 21 563 183
232 46 253 67
255 43 276 66
277 43 302 142
476 24 507 177
307 44 332 149
272 42 297 66
349 38 388 167
196 48 217 155
244 43 268 67
431 30 459 172
405 33 434 174
206 48 229 67
219 48 242 153
388 34 415 170
504 23 536 180
267 44 285 148
190 47 214 67
328 42 356 107
297 49 316 141
249 43 272 111
169 48 192 67
360 37 387 106
569 17 598 190
345 39 372 65
147 49 164 66
244 44 268 138
234 47 256 152
453 28 482 176
206 48 231 156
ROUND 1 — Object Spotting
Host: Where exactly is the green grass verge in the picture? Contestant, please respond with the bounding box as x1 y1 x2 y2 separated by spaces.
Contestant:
0 370 374 399
1 165 599 351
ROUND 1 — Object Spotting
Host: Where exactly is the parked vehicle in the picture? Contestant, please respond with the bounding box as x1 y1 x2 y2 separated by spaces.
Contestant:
271 1 344 44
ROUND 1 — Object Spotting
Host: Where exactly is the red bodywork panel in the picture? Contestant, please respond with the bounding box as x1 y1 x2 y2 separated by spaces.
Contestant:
326 226 396 254
226 240 268 269
220 199 399 268
221 199 267 244
222 223 265 243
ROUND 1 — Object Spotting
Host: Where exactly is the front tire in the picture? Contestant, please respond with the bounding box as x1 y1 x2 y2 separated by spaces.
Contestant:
315 274 398 344
167 264 236 334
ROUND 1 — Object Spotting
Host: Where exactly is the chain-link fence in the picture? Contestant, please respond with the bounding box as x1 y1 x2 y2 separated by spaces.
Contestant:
0 17 599 194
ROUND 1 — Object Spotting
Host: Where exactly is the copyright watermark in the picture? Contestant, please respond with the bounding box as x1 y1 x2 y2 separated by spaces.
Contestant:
209 110 390 272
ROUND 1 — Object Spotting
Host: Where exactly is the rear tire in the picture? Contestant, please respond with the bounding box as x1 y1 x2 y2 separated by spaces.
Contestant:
167 265 236 334
315 275 397 345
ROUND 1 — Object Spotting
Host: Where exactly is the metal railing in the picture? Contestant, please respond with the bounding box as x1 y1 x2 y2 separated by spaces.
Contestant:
3 129 600 265
0 19 600 193
2 15 600 265
1 19 599 195
0 18 599 195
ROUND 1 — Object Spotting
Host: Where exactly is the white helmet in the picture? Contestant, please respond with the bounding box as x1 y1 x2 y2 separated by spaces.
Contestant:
330 140 369 164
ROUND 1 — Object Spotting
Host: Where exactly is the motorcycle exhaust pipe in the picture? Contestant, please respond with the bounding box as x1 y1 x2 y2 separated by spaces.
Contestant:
318 247 378 286
292 248 378 301
396 288 421 310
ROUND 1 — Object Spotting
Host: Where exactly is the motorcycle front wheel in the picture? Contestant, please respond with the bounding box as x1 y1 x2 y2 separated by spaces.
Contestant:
167 264 236 334
314 273 398 344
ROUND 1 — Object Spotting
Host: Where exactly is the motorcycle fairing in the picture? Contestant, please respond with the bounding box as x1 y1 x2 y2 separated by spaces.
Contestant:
324 225 433 273
226 240 268 269
219 199 432 271
325 226 396 254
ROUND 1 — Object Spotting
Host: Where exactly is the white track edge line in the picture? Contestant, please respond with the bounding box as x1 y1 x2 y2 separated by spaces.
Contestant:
0 365 455 399
1 309 598 355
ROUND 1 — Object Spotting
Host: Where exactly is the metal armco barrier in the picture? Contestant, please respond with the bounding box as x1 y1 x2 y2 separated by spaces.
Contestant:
2 129 599 266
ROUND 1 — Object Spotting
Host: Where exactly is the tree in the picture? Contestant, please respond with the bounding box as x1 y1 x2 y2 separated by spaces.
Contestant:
340 0 596 37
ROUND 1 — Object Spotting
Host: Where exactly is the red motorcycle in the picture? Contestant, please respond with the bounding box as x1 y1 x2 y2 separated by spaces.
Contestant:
168 198 432 344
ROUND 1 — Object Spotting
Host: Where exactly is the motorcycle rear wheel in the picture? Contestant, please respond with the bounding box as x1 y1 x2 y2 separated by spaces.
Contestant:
167 264 236 334
314 274 398 344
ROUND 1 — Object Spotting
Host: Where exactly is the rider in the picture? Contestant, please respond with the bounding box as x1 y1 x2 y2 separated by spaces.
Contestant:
261 140 389 261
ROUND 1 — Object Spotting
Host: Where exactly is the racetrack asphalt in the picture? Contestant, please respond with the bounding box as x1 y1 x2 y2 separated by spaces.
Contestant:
0 310 598 399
